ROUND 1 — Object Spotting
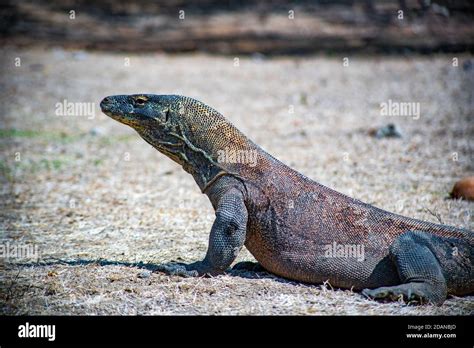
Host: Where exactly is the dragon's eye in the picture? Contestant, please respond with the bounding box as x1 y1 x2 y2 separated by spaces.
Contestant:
135 97 147 106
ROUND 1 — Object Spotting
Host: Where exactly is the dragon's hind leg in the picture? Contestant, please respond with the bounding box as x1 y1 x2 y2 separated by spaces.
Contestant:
362 230 448 305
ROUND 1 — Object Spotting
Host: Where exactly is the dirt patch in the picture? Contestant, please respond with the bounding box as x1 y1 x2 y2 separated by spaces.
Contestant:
0 48 473 315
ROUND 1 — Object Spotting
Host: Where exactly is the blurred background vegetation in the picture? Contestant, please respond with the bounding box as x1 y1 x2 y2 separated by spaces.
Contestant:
1 0 473 55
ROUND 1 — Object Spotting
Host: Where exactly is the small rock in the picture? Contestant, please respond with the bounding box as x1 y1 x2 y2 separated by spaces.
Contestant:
430 3 449 17
251 52 266 62
450 177 474 201
89 127 105 136
138 270 151 279
369 123 403 139
463 60 473 71
73 50 88 61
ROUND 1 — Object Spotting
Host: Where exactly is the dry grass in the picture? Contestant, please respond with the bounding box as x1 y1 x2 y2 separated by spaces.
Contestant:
0 48 473 315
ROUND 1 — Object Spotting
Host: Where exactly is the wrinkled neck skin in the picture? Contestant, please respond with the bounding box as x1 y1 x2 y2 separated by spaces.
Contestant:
135 127 227 194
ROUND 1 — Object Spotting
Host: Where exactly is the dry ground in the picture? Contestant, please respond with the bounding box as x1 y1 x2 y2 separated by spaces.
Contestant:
0 48 473 315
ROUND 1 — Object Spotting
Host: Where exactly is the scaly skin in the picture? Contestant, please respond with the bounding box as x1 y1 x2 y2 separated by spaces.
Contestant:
100 94 474 305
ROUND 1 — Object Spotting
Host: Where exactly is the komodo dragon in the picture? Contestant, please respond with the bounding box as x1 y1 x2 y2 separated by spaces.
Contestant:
100 94 473 305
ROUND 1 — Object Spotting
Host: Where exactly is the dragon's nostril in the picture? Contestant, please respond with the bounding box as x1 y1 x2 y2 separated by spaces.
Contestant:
100 97 113 110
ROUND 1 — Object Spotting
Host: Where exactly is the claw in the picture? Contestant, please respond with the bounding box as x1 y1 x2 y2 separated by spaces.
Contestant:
154 262 199 277
362 285 433 305
362 288 388 300
361 288 372 299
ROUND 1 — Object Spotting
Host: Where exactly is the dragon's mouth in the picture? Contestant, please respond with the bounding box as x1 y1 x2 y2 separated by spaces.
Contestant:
100 102 134 126
101 109 114 117
100 97 113 111
102 111 134 126
100 104 118 120
100 97 126 119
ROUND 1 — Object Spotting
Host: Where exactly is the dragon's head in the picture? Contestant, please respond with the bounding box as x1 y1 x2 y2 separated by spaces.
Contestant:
100 94 255 190
100 94 180 130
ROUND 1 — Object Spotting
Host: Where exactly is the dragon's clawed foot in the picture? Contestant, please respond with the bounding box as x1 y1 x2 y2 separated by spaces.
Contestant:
154 262 201 277
361 284 441 305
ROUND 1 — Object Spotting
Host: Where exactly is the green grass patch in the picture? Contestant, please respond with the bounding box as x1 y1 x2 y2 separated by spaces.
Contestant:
0 128 80 144
0 128 135 145
0 129 43 138
0 160 14 182
93 159 103 166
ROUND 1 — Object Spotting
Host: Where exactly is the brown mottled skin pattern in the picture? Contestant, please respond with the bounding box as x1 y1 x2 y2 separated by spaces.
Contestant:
100 94 474 305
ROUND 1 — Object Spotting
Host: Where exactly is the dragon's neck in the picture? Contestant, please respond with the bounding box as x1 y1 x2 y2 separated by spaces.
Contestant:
138 124 231 192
